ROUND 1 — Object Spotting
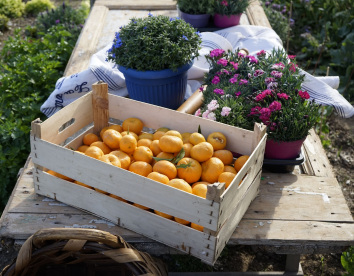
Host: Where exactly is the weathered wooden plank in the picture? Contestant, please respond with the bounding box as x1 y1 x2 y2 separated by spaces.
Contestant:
246 0 271 28
94 0 177 10
64 5 109 76
302 129 335 178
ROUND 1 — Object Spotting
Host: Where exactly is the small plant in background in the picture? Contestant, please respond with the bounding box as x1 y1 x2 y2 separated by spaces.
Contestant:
36 2 89 36
0 0 25 18
213 0 250 16
341 246 354 275
0 14 9 32
176 0 214 15
24 0 55 17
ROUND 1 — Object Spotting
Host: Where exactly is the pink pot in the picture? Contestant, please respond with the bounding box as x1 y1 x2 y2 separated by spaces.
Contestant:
213 13 242 28
264 138 306 160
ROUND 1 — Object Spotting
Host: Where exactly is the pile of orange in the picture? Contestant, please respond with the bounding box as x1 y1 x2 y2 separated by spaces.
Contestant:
47 117 250 232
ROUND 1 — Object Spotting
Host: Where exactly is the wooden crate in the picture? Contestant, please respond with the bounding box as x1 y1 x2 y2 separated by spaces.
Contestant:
30 82 267 265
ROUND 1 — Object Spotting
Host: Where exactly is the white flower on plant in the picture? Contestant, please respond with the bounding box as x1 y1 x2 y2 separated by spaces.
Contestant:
202 110 216 121
221 106 231 116
207 99 219 111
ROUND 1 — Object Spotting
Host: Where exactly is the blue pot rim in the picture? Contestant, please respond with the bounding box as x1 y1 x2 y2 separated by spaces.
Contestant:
118 61 193 79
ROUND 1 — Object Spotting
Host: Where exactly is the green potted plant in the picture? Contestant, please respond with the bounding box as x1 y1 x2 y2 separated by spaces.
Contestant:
213 0 250 28
195 48 321 160
106 14 202 110
176 0 214 28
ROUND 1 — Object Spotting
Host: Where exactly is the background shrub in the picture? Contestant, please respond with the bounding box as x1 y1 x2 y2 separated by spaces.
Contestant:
0 14 9 31
0 0 25 18
25 0 55 16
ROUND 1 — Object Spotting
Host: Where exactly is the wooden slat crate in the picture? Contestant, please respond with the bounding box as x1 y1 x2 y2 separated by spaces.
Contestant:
30 82 267 265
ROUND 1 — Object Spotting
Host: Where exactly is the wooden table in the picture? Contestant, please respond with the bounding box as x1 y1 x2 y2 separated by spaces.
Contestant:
1 1 353 274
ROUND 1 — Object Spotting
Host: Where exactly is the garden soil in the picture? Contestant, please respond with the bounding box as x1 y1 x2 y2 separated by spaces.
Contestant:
0 10 353 276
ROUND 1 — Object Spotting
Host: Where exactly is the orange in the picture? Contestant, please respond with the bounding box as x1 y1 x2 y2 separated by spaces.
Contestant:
102 129 122 150
201 157 224 183
77 145 89 153
83 133 99 146
150 140 162 156
156 127 170 133
47 170 74 182
191 223 203 232
133 203 150 210
234 155 249 172
133 146 153 163
164 130 183 140
218 172 237 189
122 117 144 134
154 210 173 220
189 132 206 145
153 160 177 180
192 183 208 198
138 132 153 141
99 154 122 168
121 131 139 140
190 142 214 163
181 143 193 158
100 126 110 139
74 180 92 189
213 149 234 165
159 135 183 153
120 134 137 153
181 132 192 144
177 157 202 184
85 146 104 159
129 161 153 177
207 132 227 150
191 181 210 188
224 165 237 174
137 138 152 148
147 172 169 184
109 194 128 203
152 131 166 141
152 152 174 166
110 150 131 170
108 124 123 133
166 179 192 225
90 141 111 155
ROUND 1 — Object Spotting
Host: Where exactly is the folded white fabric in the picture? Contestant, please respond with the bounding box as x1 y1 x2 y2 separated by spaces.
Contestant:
40 25 354 118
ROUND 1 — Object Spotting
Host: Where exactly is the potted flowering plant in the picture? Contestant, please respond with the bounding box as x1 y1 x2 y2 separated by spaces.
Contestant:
213 0 250 28
195 48 321 160
176 0 214 28
106 14 202 109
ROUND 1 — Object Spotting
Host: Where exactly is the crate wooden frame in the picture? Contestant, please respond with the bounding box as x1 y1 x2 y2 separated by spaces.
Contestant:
30 82 267 265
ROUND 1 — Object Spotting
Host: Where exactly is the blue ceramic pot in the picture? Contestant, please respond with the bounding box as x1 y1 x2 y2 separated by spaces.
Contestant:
119 62 193 110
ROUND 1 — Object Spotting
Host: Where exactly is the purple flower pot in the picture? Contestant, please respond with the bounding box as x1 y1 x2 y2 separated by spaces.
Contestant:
178 9 211 28
213 13 242 28
264 138 306 160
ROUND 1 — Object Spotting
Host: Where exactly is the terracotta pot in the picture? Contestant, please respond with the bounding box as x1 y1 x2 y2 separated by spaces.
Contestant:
213 13 242 28
264 138 306 160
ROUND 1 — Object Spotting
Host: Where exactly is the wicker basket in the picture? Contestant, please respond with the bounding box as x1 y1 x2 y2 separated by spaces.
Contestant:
1 228 168 276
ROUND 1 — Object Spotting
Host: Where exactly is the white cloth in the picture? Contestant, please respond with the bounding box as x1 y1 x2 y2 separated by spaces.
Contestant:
41 25 354 118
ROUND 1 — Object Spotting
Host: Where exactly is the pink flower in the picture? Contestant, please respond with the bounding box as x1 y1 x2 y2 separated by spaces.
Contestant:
210 49 225 58
277 93 289 100
271 62 285 70
288 55 296 60
203 110 216 120
238 52 245 58
254 69 265 77
207 99 219 111
195 108 201 116
267 82 278 90
214 88 224 95
255 89 272 102
247 55 258 64
217 69 230 75
269 101 282 111
221 0 228 6
229 76 238 84
271 70 283 78
270 122 277 131
249 106 261 116
239 79 248 85
221 106 231 116
212 75 220 84
265 77 275 85
217 58 228 66
229 61 238 70
202 110 210 119
289 62 298 73
199 86 205 92
256 50 266 56
235 91 241 97
298 90 310 99
259 108 272 124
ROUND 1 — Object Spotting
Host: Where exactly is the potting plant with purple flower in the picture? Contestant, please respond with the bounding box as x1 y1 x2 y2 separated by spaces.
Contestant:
195 48 321 159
